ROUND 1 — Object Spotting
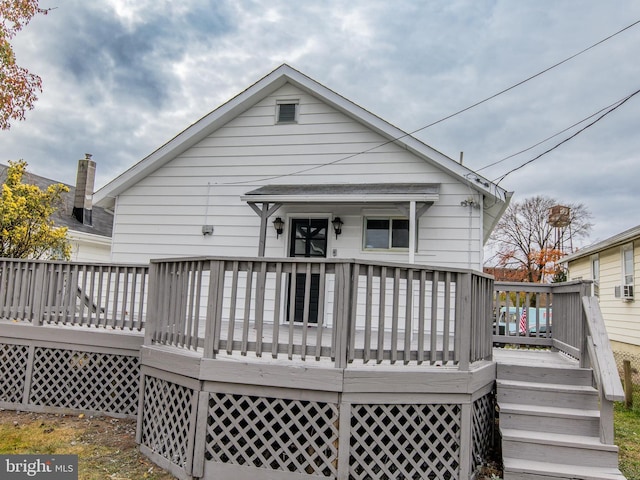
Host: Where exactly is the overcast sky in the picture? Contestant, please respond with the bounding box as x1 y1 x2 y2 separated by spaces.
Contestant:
1 0 639 247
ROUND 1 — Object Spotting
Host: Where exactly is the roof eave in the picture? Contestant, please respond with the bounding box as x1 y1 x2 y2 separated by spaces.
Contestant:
562 224 640 263
94 68 292 207
94 64 508 210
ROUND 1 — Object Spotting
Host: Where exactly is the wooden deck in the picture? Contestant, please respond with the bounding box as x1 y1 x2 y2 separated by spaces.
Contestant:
0 257 628 480
493 348 580 369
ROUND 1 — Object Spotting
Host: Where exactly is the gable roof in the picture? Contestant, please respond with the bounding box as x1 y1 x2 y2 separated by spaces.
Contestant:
562 224 640 264
0 164 113 238
93 64 511 241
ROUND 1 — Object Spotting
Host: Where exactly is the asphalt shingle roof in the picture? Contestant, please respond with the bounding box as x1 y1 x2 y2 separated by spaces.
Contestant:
0 164 113 238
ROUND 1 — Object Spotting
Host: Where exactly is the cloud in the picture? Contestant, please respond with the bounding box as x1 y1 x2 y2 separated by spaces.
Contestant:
1 0 639 245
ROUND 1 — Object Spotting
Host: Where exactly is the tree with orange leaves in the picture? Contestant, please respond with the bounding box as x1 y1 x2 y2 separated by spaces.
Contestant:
486 196 592 283
0 0 48 130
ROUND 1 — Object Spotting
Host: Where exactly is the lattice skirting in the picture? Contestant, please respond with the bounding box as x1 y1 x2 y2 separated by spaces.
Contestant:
349 403 461 480
198 394 470 480
0 342 140 417
471 391 495 472
204 392 340 477
140 375 197 474
0 343 29 404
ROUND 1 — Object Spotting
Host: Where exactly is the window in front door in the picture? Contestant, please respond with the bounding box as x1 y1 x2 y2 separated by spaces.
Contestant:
288 218 328 323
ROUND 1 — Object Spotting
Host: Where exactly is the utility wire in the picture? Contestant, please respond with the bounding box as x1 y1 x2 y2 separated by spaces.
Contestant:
476 95 632 172
493 88 640 186
220 19 640 187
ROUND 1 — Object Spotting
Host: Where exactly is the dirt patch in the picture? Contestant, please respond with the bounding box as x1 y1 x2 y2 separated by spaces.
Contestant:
0 409 175 480
1 408 505 479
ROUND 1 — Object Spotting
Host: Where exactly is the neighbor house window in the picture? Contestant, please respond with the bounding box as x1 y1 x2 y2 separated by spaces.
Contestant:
276 101 298 123
364 218 409 249
591 254 600 297
623 244 634 287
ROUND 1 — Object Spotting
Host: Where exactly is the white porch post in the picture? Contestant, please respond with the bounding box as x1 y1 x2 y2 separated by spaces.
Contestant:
409 201 416 264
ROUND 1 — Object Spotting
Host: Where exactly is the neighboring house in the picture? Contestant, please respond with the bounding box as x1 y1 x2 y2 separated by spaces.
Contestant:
94 64 511 270
563 224 640 354
0 156 113 262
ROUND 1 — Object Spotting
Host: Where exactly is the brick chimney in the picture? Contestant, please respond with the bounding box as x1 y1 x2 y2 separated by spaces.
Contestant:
72 154 96 225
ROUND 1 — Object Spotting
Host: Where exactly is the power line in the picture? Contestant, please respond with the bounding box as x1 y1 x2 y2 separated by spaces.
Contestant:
406 18 640 137
493 88 640 186
220 18 640 187
476 95 632 172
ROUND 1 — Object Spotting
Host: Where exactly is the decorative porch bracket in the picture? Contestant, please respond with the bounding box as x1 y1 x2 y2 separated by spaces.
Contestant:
248 201 282 257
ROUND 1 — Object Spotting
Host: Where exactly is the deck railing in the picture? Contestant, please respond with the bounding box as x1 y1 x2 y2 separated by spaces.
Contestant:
0 258 148 330
493 280 593 355
582 296 625 444
493 280 625 445
146 257 494 369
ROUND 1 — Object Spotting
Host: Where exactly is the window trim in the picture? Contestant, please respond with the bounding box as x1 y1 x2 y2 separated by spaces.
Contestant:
276 100 299 124
591 254 600 297
622 243 634 287
363 217 410 251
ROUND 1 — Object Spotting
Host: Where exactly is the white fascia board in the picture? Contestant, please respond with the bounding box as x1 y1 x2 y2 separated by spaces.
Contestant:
281 67 507 202
93 69 291 208
94 64 507 209
67 229 112 246
241 193 439 204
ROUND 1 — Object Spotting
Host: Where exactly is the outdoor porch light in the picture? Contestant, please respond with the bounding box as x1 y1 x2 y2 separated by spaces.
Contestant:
331 217 343 238
273 217 284 238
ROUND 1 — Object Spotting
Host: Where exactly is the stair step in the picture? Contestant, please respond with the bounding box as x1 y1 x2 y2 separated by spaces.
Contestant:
501 428 619 468
497 363 593 386
499 403 600 436
503 457 626 480
497 379 599 409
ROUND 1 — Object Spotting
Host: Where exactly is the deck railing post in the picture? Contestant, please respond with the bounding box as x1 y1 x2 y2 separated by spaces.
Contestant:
144 262 159 346
31 261 46 326
203 259 225 359
579 282 592 369
333 262 352 369
457 272 472 371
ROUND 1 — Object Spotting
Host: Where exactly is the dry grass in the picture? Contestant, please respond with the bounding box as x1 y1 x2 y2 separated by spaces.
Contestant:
615 386 640 480
0 409 175 480
13 402 638 480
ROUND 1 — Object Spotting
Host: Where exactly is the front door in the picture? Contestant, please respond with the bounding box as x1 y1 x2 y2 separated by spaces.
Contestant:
288 218 328 323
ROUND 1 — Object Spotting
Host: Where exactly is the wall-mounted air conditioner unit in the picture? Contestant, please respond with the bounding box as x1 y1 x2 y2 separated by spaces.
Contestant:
617 285 635 301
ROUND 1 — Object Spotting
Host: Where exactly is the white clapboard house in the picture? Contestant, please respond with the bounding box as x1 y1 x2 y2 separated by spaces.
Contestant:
94 64 510 269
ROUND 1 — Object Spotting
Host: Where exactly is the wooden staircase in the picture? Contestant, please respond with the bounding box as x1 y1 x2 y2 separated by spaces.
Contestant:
495 351 626 480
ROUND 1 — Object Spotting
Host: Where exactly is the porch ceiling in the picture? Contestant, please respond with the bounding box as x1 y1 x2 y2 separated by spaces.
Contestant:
241 183 440 204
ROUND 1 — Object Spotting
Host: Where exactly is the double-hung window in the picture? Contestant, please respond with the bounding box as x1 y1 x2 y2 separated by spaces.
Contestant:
364 218 409 249
623 244 634 288
591 254 600 297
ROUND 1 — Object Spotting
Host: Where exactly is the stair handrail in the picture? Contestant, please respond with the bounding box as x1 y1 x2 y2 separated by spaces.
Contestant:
581 296 625 444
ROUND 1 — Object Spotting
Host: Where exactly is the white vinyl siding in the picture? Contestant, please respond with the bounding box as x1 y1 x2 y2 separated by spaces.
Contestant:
110 83 484 269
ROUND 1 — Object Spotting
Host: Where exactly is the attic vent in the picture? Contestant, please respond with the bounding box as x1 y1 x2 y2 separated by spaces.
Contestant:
277 102 297 123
